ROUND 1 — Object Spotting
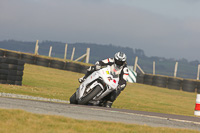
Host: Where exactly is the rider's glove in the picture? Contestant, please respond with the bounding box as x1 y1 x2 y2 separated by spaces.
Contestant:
116 84 126 91
95 61 101 70
87 65 101 72
95 64 101 70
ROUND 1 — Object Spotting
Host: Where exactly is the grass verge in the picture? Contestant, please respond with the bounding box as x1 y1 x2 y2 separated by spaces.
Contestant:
0 109 199 133
0 64 198 116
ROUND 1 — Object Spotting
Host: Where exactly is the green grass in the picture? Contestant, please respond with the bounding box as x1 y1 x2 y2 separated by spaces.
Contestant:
0 64 197 116
0 64 199 132
0 109 199 133
116 83 196 116
0 64 83 100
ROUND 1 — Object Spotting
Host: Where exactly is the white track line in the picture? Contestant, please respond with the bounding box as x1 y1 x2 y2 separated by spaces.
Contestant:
0 92 69 103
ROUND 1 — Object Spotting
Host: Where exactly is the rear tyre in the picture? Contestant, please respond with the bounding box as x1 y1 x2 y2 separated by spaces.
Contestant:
70 92 78 104
78 85 102 105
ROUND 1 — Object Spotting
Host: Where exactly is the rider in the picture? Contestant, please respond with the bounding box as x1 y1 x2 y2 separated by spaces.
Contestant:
78 52 129 108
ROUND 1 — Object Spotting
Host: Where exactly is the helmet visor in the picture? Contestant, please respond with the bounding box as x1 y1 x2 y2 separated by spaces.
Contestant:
114 58 125 66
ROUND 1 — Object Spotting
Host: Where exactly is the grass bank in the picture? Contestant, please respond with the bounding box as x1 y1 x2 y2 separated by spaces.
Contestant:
0 109 199 133
0 64 197 116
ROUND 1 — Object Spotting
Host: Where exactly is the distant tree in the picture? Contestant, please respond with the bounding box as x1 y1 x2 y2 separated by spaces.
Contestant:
0 40 199 79
135 49 145 57
178 58 188 63
189 60 199 66
150 56 160 61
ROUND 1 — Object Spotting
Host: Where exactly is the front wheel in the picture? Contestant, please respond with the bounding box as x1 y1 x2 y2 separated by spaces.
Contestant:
78 85 102 105
69 92 78 104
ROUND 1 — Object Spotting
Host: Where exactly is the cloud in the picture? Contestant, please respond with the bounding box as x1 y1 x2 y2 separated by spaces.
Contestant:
181 0 200 3
0 0 200 60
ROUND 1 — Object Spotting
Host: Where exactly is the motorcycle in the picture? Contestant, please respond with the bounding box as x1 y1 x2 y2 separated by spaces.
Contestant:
69 65 120 106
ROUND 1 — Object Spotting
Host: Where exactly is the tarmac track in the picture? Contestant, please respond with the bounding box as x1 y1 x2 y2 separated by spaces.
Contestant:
0 97 200 131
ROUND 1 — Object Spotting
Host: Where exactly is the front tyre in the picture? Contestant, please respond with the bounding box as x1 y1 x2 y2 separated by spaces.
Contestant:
69 92 78 104
78 85 102 105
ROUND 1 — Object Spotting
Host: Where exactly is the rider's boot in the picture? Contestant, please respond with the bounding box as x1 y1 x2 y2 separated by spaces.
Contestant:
98 100 106 107
104 101 113 108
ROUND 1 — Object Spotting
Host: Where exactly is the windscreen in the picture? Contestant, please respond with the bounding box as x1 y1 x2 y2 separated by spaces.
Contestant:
110 64 121 78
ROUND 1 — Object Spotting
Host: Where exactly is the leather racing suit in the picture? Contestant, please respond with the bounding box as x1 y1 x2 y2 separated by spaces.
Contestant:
80 57 129 107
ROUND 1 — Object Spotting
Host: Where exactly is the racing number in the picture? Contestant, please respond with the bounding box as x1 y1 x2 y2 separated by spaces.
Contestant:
107 77 112 81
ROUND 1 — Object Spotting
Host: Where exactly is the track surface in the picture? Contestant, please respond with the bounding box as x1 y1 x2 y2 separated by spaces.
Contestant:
0 97 200 131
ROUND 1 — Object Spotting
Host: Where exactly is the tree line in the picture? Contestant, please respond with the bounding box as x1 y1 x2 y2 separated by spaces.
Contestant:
0 40 199 79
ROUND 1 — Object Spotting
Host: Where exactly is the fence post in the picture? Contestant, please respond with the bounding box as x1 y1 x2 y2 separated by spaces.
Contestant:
137 64 145 74
153 61 155 75
133 56 138 72
34 40 39 55
36 45 39 55
64 43 68 61
48 46 52 57
197 64 200 80
86 48 90 63
71 47 75 61
174 62 178 77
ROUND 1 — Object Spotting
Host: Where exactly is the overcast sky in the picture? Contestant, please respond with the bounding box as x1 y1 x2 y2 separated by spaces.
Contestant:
1 0 200 61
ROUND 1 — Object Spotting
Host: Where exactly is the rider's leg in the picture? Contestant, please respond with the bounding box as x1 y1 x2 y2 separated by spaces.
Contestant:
101 90 121 108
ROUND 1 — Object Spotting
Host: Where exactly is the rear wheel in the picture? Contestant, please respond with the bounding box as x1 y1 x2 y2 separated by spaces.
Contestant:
69 92 78 104
78 85 102 105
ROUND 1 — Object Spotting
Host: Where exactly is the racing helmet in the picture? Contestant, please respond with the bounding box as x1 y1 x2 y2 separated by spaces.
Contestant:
114 52 127 67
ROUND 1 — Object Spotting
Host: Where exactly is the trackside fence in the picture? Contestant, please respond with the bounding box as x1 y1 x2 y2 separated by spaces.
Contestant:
1 48 200 93
134 56 200 93
0 56 25 86
0 48 89 75
136 73 200 93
